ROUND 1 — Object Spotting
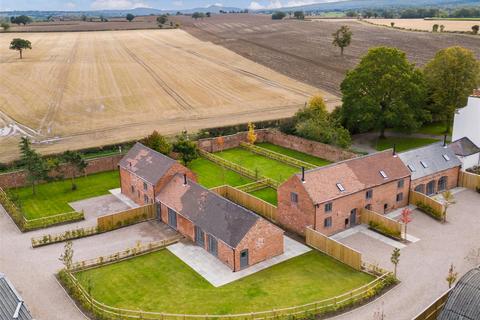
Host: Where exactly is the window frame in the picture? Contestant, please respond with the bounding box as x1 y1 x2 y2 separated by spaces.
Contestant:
396 192 403 202
324 202 333 213
324 217 332 228
365 189 373 199
290 192 298 204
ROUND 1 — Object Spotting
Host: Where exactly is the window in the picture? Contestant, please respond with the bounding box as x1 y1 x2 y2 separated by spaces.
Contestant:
438 176 448 191
379 170 388 179
336 183 345 192
396 193 403 202
144 194 149 203
324 217 332 228
407 164 416 172
131 185 135 193
366 189 373 199
398 179 404 189
324 202 333 213
442 154 450 161
420 161 428 168
290 192 298 204
143 182 148 191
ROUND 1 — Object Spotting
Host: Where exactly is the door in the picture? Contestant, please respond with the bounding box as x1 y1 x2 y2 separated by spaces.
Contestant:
438 177 447 192
195 226 205 247
426 180 436 196
240 249 249 269
350 209 357 227
167 208 177 230
156 203 162 220
207 235 218 257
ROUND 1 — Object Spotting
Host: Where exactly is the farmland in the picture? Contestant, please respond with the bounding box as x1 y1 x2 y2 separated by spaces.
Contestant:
175 14 480 96
365 18 480 32
0 28 331 162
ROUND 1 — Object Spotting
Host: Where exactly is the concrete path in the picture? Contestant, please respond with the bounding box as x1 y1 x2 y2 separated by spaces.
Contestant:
167 236 311 287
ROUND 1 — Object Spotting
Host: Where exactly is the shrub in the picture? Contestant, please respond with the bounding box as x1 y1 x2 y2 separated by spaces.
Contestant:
416 202 444 221
368 221 401 239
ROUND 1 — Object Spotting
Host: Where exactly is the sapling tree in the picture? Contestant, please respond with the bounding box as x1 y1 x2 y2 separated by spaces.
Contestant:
391 248 400 278
442 190 456 223
59 241 74 270
446 263 458 288
400 207 412 239
247 122 257 144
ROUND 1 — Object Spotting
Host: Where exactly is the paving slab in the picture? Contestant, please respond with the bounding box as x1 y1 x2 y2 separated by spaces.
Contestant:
167 236 311 287
69 194 130 221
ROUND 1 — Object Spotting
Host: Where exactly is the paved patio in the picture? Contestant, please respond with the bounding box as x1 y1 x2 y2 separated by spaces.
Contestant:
69 194 130 222
167 236 311 287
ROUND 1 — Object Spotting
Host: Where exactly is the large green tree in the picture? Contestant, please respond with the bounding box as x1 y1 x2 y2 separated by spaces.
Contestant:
141 130 172 155
340 47 428 138
173 132 198 166
19 137 49 195
9 38 32 59
424 46 480 133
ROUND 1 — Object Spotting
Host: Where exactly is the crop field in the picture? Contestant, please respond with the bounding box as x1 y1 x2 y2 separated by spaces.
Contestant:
174 14 480 96
365 18 480 32
0 29 328 162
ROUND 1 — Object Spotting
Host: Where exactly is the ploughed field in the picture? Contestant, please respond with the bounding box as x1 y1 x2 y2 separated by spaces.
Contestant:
365 18 480 32
174 14 480 96
0 29 324 162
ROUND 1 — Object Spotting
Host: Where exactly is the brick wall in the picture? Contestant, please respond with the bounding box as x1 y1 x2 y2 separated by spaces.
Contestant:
410 167 460 194
234 218 284 271
0 154 124 189
197 129 357 162
218 241 235 270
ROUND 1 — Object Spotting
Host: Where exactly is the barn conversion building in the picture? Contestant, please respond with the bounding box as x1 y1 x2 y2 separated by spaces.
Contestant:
0 273 32 320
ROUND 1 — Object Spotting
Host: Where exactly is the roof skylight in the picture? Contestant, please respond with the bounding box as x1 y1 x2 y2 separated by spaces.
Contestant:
336 183 345 192
420 161 428 168
379 170 388 179
443 154 450 161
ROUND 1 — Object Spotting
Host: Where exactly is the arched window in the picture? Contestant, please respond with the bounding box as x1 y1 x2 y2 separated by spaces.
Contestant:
426 180 436 196
415 184 425 194
438 176 448 192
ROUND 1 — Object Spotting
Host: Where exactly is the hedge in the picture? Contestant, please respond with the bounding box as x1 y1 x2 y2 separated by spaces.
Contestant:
416 202 444 221
368 221 402 240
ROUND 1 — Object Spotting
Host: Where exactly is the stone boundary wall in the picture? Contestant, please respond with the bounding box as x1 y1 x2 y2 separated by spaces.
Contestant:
0 154 124 189
197 129 357 162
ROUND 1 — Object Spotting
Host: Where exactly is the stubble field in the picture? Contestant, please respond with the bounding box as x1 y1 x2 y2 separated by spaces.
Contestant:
0 29 332 162
365 18 480 32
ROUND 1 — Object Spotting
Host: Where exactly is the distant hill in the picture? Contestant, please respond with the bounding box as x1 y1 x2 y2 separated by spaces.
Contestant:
264 0 480 12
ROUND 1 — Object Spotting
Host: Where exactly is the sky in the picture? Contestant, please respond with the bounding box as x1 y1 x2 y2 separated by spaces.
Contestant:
0 0 326 11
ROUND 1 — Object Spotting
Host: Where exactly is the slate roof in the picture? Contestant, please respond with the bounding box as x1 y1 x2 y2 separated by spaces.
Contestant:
298 150 411 205
157 174 263 248
0 273 32 320
438 267 480 320
119 142 176 185
449 137 480 157
398 142 462 180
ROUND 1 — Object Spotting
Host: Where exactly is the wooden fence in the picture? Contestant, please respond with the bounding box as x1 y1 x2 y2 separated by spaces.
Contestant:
459 171 480 190
360 208 405 239
305 227 362 271
410 191 445 215
413 289 451 320
97 204 155 231
211 185 278 222
236 180 269 193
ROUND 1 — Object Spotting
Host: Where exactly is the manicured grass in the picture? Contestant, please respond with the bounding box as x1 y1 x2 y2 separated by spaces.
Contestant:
249 187 278 206
189 157 252 189
215 148 300 182
376 137 439 152
415 122 448 136
75 250 374 314
256 143 331 167
12 171 120 219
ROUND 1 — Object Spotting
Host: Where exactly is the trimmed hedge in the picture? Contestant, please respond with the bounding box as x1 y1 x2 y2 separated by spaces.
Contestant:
416 202 444 221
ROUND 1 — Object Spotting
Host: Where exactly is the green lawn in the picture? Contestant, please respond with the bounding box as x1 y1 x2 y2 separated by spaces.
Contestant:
249 187 278 206
376 137 439 152
215 148 300 182
256 143 331 167
75 250 373 314
12 171 120 219
415 122 448 136
189 158 252 189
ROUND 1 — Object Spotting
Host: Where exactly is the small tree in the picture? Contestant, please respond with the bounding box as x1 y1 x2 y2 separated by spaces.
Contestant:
157 14 168 25
271 12 286 20
400 207 412 239
1 22 10 31
390 22 395 27
440 24 445 32
173 132 198 166
141 130 172 155
247 122 257 144
332 25 352 56
59 241 74 270
446 263 458 288
432 24 439 32
9 38 32 59
391 248 400 278
19 137 49 195
62 150 87 190
442 190 456 223
293 11 305 20
472 25 479 35
126 13 135 22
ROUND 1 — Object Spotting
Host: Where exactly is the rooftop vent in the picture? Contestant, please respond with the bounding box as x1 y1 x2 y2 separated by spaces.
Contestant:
420 161 428 168
336 183 345 192
443 154 450 161
183 173 187 186
379 170 388 179
407 164 416 172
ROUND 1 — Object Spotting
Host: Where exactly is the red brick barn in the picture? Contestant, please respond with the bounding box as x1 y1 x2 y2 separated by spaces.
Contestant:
277 150 411 236
119 142 196 206
398 142 462 196
157 174 284 271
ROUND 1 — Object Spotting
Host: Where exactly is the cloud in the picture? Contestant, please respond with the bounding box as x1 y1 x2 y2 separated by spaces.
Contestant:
90 0 151 9
172 0 183 6
248 0 282 10
65 2 77 9
285 0 316 6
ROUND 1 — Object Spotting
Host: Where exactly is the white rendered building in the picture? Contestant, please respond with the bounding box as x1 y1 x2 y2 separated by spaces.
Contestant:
453 89 480 147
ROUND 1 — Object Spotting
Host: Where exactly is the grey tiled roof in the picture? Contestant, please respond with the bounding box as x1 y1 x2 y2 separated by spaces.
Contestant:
438 267 480 320
398 142 462 180
119 142 176 185
449 137 480 157
157 174 262 248
0 273 33 320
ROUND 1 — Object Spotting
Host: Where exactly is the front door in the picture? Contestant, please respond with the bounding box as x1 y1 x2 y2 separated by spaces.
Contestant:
195 226 205 247
167 208 177 230
156 203 161 220
208 235 218 257
350 209 357 227
426 180 436 196
240 249 249 269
